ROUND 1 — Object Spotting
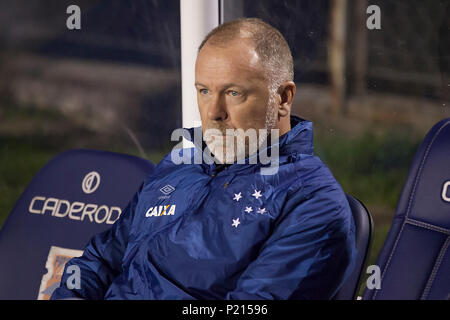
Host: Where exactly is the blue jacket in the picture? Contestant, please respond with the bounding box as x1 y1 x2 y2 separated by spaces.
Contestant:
52 116 356 300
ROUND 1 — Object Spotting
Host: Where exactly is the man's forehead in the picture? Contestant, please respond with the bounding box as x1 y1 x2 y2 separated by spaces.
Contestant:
195 39 266 84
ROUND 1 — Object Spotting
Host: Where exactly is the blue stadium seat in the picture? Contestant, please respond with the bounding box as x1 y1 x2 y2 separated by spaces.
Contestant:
333 194 373 300
0 149 154 300
363 118 450 300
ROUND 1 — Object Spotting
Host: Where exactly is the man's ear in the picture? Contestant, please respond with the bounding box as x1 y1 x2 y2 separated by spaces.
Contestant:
277 81 296 117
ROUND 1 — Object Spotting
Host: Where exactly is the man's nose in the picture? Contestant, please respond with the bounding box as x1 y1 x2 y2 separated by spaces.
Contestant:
207 95 228 121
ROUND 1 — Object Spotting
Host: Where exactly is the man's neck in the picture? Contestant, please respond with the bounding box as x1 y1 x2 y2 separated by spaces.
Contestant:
278 118 291 136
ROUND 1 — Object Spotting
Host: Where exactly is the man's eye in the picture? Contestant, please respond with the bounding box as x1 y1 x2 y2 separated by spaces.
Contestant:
199 89 209 95
227 90 239 97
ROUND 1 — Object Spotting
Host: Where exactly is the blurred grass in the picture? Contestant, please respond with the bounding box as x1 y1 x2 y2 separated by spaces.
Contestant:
0 139 54 227
315 129 421 209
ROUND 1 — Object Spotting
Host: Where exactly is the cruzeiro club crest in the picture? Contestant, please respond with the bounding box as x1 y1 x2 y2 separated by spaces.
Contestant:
230 188 268 228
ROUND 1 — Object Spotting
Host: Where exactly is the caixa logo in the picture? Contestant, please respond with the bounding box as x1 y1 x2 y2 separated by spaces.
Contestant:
145 205 176 217
442 181 450 203
28 172 122 224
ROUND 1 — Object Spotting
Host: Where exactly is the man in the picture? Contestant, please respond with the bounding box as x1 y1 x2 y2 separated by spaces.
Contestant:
52 18 356 300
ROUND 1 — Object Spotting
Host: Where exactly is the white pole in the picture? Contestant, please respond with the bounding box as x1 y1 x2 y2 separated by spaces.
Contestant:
180 0 219 136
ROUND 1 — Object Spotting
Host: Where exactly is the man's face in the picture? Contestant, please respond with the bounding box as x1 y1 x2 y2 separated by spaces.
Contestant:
195 39 277 163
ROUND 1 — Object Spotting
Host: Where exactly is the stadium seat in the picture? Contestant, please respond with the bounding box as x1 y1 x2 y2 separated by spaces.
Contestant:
0 149 155 300
333 194 373 300
363 118 450 300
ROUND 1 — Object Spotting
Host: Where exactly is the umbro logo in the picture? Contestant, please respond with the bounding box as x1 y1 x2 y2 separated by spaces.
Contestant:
160 185 175 195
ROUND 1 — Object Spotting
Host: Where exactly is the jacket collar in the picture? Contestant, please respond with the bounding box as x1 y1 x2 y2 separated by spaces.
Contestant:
279 115 314 158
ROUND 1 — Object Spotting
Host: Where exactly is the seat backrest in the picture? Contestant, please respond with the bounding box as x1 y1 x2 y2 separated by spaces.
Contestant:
0 149 154 299
363 118 450 300
333 194 373 300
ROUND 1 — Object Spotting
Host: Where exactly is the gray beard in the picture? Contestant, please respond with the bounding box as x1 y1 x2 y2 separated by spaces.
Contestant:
204 97 278 164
